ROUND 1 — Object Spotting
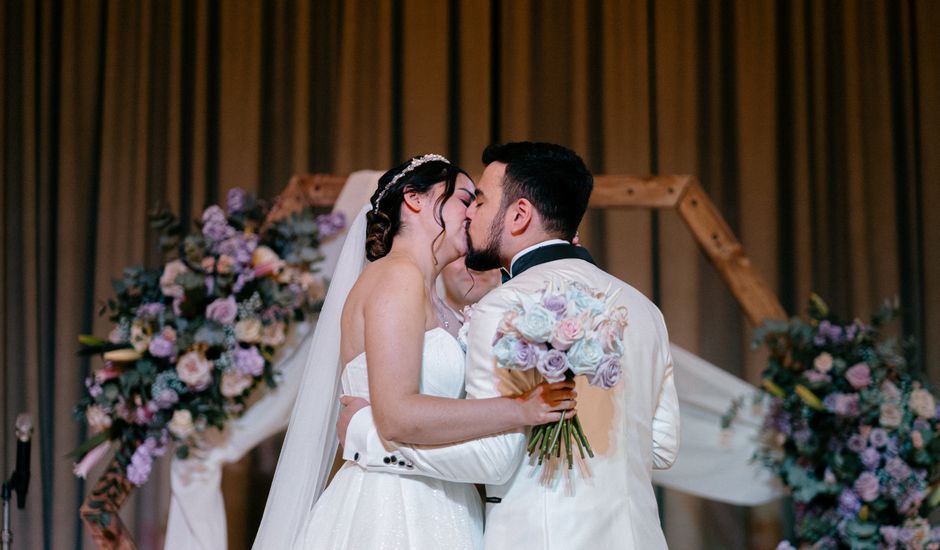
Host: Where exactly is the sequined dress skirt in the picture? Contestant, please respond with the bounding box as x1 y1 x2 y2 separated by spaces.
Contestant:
296 461 484 549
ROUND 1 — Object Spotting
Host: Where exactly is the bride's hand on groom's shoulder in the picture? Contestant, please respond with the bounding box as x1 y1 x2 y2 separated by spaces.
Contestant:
515 381 578 426
337 395 370 447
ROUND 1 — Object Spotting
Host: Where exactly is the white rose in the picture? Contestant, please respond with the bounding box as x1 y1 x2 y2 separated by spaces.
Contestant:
235 318 263 343
85 405 112 432
515 305 556 343
159 259 189 298
168 409 195 439
261 322 287 347
567 338 605 375
880 403 903 428
909 389 936 419
176 351 213 390
220 370 254 397
813 352 834 373
130 322 151 353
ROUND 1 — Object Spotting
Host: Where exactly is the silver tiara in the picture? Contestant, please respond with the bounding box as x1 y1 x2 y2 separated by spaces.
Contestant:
373 154 450 213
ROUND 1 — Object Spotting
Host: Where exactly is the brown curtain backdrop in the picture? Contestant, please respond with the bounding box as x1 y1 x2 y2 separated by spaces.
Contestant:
3 1 939 549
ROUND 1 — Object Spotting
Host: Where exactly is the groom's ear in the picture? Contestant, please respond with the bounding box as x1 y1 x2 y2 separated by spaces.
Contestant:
508 198 534 236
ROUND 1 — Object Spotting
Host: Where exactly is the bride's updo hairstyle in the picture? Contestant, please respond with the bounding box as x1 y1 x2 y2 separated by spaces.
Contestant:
366 154 468 262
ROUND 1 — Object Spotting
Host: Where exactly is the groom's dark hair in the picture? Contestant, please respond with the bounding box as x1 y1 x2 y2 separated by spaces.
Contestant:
482 142 593 240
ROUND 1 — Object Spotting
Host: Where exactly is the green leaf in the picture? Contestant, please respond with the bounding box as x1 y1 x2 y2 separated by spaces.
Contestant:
68 429 112 460
79 334 108 347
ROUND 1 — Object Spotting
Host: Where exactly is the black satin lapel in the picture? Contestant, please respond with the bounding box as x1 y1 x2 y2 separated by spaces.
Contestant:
508 243 595 281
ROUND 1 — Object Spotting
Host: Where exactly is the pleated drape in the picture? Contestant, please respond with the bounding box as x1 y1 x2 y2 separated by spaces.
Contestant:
3 1 938 548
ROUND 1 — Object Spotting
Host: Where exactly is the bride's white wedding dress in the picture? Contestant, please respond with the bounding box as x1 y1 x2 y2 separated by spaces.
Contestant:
296 327 484 549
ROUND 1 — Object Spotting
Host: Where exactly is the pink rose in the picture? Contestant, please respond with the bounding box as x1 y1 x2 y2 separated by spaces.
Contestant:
206 296 238 325
221 370 254 397
845 362 871 389
912 430 924 449
176 351 213 390
551 317 584 351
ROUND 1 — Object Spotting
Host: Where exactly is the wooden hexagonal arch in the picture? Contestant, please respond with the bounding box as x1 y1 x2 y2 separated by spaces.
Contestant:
272 173 788 328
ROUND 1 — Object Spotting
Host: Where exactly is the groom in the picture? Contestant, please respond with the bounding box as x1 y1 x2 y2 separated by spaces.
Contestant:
339 142 679 549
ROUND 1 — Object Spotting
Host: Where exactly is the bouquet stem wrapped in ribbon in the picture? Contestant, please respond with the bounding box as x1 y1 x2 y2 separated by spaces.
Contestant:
492 280 628 470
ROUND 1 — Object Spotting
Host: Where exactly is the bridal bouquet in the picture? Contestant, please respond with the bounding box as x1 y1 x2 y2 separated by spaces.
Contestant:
491 281 628 469
72 189 345 487
744 295 940 549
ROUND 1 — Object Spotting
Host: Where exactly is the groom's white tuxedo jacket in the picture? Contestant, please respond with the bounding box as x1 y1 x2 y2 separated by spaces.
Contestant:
343 247 679 549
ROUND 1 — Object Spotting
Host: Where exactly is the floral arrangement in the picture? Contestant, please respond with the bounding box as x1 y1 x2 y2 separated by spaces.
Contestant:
739 295 940 549
489 280 628 469
72 188 345 488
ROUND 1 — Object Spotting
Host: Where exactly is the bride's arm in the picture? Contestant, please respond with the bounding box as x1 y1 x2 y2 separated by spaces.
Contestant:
366 262 571 445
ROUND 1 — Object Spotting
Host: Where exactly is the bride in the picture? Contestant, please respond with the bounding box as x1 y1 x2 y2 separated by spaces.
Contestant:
253 154 576 549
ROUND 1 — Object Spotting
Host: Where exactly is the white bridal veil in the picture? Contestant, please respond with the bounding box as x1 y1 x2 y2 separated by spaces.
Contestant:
252 204 371 549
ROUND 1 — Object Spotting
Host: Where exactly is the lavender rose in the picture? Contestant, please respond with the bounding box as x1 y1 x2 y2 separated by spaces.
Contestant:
148 335 176 359
536 349 569 382
541 294 567 318
512 341 545 371
854 471 880 502
206 296 238 325
226 188 245 214
590 355 623 389
844 362 871 389
860 447 881 470
870 428 889 448
234 346 265 377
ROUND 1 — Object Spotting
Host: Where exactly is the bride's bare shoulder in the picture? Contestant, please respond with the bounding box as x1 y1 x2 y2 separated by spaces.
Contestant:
357 256 425 296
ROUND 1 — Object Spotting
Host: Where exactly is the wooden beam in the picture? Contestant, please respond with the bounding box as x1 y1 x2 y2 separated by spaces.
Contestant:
675 179 787 326
588 175 692 209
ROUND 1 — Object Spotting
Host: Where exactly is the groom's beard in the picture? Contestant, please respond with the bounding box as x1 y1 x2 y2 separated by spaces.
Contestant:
465 214 504 272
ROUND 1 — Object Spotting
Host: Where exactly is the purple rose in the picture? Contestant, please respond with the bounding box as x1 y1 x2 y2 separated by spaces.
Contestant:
880 526 900 546
510 341 542 371
218 234 257 265
803 370 831 384
234 346 265 377
793 429 812 445
885 457 912 481
206 296 238 325
233 271 255 293
536 349 569 382
845 362 871 389
126 438 166 486
201 205 235 243
316 212 346 238
847 434 867 453
824 393 860 417
854 471 880 502
226 188 246 214
136 302 166 318
860 447 881 470
148 336 176 359
837 489 861 518
540 294 567 317
870 428 889 448
152 388 179 409
590 355 623 389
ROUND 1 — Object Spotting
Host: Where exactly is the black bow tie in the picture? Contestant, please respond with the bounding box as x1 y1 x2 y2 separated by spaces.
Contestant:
501 243 595 284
